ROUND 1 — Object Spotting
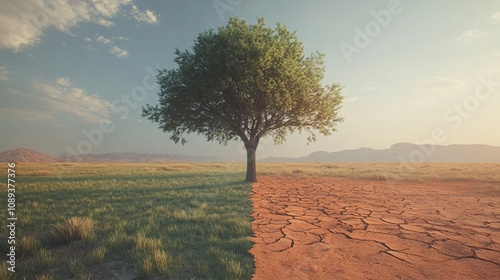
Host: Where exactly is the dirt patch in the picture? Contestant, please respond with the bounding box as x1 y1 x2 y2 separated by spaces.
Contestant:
250 177 500 279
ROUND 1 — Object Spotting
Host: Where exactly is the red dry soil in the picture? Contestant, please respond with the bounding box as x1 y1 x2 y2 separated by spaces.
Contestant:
250 177 500 280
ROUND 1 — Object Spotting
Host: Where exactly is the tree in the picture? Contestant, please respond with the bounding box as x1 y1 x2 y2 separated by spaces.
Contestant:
143 17 344 182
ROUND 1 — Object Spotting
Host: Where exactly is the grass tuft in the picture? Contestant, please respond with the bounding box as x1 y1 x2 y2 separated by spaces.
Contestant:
47 217 95 245
17 236 41 258
35 274 54 280
87 246 107 265
0 262 14 280
68 257 92 279
153 249 172 276
35 248 56 269
139 257 155 279
135 233 161 252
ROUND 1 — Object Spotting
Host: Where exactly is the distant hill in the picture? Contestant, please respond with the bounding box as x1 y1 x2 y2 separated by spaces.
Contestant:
0 148 58 162
61 152 223 163
0 148 224 163
262 143 500 163
3 143 500 163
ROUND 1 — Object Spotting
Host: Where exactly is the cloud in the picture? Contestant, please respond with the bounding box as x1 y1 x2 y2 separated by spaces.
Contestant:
0 66 8 80
363 86 376 91
30 78 112 123
130 5 158 24
55 77 72 87
0 0 158 52
96 35 112 45
492 50 500 57
92 0 132 18
113 36 129 41
414 76 467 98
0 108 54 122
97 18 115 27
491 12 500 21
455 30 489 42
109 45 129 58
88 34 129 58
344 96 359 103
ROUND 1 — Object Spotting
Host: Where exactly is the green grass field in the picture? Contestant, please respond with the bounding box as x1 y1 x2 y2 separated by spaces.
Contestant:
1 162 253 280
1 162 499 279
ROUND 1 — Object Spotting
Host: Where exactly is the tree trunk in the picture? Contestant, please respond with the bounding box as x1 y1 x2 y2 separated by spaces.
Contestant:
245 144 257 182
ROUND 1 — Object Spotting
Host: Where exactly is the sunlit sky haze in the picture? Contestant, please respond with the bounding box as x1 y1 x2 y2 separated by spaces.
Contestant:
1 0 499 161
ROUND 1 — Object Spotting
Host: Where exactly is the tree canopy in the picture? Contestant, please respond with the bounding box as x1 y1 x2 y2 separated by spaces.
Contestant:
143 17 344 182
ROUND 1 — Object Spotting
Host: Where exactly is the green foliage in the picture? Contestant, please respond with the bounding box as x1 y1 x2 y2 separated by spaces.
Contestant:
143 17 343 146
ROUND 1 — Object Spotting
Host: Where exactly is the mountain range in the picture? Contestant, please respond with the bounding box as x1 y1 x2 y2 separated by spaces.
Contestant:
262 143 500 163
1 143 499 163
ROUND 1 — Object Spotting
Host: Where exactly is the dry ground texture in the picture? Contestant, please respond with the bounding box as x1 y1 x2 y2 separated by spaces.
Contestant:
251 163 500 280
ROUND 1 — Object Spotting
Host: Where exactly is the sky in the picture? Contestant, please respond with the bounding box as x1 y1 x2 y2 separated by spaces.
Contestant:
0 0 499 161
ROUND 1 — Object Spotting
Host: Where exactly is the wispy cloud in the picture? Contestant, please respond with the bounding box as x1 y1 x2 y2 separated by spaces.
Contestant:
415 76 467 98
0 0 159 52
491 12 500 21
455 30 489 42
344 96 359 103
129 5 159 24
86 34 130 58
0 66 8 81
0 108 54 122
97 18 115 27
109 45 129 58
32 78 112 123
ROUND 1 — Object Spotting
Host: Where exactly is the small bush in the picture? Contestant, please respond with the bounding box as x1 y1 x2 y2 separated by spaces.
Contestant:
47 217 95 245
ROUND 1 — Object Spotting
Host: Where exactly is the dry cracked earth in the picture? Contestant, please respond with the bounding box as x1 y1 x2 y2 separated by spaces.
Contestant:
249 177 500 280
